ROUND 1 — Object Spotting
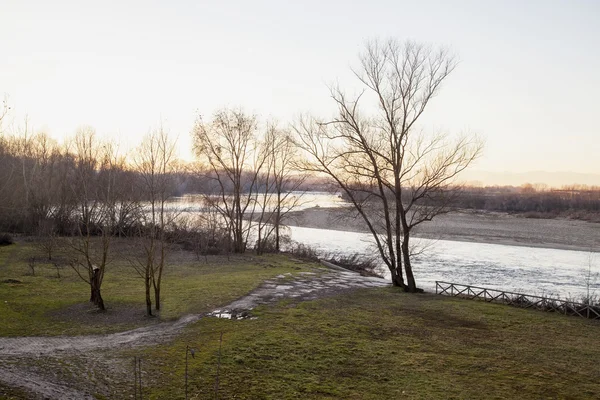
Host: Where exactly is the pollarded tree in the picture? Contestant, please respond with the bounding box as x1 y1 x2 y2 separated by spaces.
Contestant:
294 39 482 292
68 128 123 310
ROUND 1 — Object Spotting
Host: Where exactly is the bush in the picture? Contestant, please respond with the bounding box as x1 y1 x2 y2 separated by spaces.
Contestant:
165 221 232 258
0 233 14 246
288 242 320 261
254 234 292 254
324 253 384 278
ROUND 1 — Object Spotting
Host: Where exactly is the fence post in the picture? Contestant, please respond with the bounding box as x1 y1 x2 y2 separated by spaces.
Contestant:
134 357 137 399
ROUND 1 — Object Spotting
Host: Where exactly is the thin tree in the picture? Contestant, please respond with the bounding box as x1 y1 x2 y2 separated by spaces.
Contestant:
192 108 266 253
294 39 483 292
133 126 177 315
255 123 306 254
269 126 307 251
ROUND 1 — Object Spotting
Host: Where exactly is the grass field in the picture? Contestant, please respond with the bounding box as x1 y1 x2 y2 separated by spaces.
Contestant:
137 289 600 399
0 239 313 336
1 239 599 399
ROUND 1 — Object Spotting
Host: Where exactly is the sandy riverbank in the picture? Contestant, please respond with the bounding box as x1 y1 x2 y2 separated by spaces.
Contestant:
285 207 600 253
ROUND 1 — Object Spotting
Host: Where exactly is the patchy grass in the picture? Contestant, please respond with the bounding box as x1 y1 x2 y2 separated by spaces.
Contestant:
0 384 31 400
137 288 600 399
3 238 599 398
0 240 314 337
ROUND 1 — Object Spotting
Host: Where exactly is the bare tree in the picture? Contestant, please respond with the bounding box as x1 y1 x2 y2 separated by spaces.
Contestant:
25 133 65 235
36 218 60 261
254 123 306 254
0 99 18 229
294 39 483 292
68 128 122 310
0 96 8 123
133 126 177 315
192 109 266 253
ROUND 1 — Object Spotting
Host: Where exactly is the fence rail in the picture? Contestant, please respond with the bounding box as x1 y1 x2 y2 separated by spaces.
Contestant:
435 281 600 320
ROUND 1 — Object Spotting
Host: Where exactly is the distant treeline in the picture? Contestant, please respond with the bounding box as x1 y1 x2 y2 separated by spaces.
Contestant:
457 185 600 219
339 183 600 220
0 129 328 236
0 131 207 234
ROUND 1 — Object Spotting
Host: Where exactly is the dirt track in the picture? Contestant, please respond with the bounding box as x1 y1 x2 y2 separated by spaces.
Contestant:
0 268 388 399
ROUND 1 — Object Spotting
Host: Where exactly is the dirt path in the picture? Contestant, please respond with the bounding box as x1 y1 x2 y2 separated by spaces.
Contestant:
0 267 389 399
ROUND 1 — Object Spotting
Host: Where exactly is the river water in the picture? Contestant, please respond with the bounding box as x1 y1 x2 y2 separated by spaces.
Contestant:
286 225 599 299
170 192 599 300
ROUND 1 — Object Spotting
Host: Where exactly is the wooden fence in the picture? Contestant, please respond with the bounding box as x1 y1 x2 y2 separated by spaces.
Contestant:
435 281 600 320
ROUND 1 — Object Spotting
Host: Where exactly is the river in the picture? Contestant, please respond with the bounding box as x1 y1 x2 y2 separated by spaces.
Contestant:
169 192 600 300
285 225 599 299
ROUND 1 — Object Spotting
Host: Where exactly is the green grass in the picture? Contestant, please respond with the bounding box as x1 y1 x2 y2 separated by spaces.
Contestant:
2 239 600 398
138 288 600 399
0 240 314 336
0 385 31 400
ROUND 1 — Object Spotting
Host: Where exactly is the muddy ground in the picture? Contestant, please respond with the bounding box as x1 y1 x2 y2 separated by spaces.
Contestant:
285 207 600 252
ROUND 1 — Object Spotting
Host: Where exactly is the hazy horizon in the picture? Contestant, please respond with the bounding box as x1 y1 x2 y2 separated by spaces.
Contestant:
460 170 600 188
1 0 599 184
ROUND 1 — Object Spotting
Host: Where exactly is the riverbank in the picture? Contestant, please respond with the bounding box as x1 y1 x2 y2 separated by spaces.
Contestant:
285 207 600 253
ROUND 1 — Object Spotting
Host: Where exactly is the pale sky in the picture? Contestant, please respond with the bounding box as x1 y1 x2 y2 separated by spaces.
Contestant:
1 0 599 183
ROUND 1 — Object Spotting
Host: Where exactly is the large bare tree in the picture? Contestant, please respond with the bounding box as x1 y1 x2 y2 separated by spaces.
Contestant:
294 39 483 292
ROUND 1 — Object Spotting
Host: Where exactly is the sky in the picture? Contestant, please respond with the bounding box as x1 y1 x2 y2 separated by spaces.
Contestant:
1 0 599 185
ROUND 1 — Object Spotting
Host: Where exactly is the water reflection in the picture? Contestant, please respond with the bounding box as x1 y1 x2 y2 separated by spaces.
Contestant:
166 191 348 213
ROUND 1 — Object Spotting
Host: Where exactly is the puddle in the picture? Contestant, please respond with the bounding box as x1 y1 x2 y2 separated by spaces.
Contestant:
207 310 255 320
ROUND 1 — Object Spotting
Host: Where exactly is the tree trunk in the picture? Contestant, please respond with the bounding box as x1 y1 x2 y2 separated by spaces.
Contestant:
401 236 418 293
275 192 281 252
389 251 406 288
145 276 153 316
256 228 262 255
390 268 405 288
154 241 165 312
154 284 161 311
90 268 105 311
145 258 153 316
233 218 245 253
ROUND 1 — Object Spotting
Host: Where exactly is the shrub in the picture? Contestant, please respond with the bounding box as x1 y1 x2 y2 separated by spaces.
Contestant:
0 233 14 246
288 242 320 261
324 253 384 278
254 234 291 254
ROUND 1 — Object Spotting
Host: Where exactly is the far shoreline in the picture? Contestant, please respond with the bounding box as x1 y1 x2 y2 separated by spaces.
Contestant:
284 207 600 254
